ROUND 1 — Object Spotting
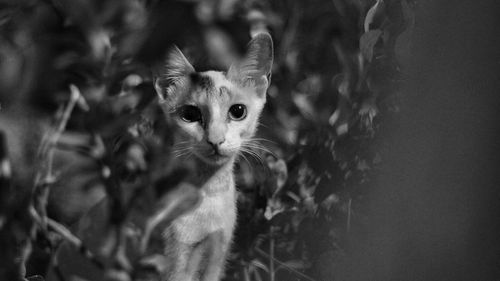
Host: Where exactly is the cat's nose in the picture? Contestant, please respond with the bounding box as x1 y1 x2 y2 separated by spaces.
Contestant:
207 139 224 153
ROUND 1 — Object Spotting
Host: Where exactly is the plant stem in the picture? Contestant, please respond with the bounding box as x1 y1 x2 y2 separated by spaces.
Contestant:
269 226 275 281
347 197 352 235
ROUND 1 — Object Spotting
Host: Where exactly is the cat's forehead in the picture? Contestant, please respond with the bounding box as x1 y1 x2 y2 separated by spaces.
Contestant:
200 70 232 88
185 71 239 104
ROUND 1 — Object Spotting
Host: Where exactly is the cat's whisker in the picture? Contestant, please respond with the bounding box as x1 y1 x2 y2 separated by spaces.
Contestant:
172 142 189 147
173 149 194 159
184 151 194 161
242 142 276 158
247 141 276 151
172 149 192 157
254 145 275 157
250 137 276 144
173 140 194 145
173 146 192 152
171 144 191 151
243 142 271 150
172 145 192 151
256 121 271 129
237 151 252 169
172 148 190 155
241 145 263 157
240 147 265 167
246 138 274 147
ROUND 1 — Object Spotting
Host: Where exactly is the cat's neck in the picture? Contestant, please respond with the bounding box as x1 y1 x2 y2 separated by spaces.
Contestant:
192 156 236 195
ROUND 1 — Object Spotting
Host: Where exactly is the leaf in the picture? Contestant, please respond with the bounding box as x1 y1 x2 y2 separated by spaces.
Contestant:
302 197 317 216
265 157 288 196
360 29 382 62
359 98 378 130
292 92 316 120
137 254 169 276
275 259 305 272
286 191 301 203
264 198 284 221
125 143 147 172
364 0 385 32
26 275 44 281
320 194 340 211
103 268 131 281
250 259 270 273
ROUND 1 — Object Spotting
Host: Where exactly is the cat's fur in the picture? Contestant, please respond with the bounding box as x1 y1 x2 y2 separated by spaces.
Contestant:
154 33 273 281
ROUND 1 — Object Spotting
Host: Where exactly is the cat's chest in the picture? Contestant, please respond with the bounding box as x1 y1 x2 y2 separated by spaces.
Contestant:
172 179 237 244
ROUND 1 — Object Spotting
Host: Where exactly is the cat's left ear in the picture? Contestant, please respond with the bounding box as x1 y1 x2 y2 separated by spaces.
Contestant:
154 46 195 105
228 33 273 98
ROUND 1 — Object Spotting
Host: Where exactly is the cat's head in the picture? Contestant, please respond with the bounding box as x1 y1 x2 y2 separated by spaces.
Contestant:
154 33 273 166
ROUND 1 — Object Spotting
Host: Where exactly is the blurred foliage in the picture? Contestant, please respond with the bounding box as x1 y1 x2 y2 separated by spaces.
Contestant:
0 0 414 280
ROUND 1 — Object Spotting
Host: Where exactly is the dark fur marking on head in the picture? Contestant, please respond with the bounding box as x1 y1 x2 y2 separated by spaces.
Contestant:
219 86 229 97
190 73 214 92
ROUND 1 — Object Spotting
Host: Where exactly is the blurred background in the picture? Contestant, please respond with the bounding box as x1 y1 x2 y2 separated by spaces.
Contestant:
0 0 498 281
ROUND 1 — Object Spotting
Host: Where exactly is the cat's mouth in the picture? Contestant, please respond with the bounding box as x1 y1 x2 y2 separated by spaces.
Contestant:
194 149 233 165
206 151 231 163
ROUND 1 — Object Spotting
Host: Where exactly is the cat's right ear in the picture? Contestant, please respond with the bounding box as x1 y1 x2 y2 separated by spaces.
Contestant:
154 46 195 104
227 33 273 98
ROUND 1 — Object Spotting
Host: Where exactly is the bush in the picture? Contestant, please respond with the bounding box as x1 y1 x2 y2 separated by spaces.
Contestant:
0 0 414 280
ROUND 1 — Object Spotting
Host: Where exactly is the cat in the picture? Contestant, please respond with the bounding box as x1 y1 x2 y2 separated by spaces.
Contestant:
154 32 273 281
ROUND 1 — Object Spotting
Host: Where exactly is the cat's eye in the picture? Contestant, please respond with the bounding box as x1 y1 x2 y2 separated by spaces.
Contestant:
179 105 202 123
228 104 247 121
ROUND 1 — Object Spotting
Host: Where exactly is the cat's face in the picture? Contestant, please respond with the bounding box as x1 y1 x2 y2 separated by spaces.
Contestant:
154 33 273 166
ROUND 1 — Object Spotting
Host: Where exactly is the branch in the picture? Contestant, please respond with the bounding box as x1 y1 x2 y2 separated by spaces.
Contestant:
255 247 317 281
34 84 88 231
29 206 105 271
